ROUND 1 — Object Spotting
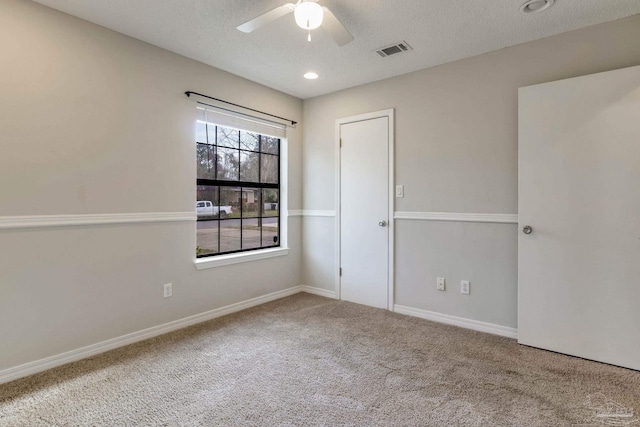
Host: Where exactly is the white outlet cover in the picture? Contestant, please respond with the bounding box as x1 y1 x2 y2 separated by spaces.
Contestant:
164 283 173 298
436 277 445 291
461 280 470 295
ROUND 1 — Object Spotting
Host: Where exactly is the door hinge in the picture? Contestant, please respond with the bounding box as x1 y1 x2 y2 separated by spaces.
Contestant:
340 138 342 148
339 268 342 276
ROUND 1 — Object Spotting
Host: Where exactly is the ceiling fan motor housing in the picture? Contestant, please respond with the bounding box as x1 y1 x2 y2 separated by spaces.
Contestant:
294 1 324 29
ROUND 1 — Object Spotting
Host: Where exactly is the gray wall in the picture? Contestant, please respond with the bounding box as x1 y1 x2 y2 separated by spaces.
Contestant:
2 0 640 372
301 14 640 329
0 1 302 370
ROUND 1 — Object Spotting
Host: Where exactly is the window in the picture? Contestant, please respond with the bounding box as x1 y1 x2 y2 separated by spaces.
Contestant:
196 110 281 258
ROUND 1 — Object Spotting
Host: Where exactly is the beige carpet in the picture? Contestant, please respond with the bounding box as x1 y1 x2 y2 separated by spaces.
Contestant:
1 293 639 426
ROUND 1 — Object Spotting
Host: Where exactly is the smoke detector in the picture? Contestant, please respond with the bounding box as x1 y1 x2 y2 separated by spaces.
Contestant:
520 0 555 14
375 41 413 58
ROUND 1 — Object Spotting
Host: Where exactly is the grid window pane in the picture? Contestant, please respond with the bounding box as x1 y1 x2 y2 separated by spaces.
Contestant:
219 221 241 253
196 185 219 255
240 151 259 182
260 154 278 184
217 147 239 181
197 143 216 180
196 186 219 214
242 188 260 218
262 220 279 248
242 218 262 250
217 126 239 148
240 131 260 152
197 220 218 256
206 124 216 144
262 189 278 217
261 136 279 154
196 121 207 144
220 187 239 213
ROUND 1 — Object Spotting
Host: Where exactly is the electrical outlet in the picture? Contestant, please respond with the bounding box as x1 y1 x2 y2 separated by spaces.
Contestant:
164 283 173 298
436 277 446 291
460 280 470 295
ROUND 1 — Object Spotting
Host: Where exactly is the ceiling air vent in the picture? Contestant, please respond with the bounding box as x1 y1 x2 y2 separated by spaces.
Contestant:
375 41 412 58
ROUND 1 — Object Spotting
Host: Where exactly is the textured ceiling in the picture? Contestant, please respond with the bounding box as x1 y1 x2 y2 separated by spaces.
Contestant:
32 0 640 99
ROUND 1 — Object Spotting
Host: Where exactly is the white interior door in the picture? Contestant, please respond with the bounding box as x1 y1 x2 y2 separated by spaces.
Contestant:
518 65 640 370
339 115 391 309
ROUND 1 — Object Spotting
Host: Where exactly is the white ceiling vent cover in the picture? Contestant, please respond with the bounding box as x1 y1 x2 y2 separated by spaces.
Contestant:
375 41 413 58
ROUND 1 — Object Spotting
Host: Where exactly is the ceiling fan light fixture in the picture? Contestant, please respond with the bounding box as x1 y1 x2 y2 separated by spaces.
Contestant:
294 1 324 30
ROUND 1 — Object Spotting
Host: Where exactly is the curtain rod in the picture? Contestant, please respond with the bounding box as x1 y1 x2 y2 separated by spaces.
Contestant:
185 91 297 126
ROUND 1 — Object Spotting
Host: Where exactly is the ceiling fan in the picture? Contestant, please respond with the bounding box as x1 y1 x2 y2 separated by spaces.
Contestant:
236 0 354 46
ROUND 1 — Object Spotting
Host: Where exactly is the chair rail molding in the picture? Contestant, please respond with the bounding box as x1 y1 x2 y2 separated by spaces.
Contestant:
0 212 196 230
296 209 336 218
394 211 518 224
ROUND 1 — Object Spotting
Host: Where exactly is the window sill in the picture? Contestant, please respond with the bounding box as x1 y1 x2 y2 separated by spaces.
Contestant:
194 247 290 270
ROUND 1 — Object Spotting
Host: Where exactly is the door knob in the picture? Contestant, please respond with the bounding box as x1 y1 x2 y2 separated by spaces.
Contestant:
522 225 533 235
378 220 387 227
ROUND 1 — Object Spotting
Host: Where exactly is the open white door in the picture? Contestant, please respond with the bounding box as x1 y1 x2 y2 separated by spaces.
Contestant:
338 110 394 309
518 65 640 370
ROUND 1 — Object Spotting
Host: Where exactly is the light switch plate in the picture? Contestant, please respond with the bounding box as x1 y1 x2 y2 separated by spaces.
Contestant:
396 185 404 198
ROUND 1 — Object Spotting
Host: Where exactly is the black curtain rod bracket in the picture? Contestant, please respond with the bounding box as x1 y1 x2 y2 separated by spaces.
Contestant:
185 91 297 126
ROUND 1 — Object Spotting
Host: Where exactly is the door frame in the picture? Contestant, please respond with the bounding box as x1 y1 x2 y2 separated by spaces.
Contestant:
334 109 395 310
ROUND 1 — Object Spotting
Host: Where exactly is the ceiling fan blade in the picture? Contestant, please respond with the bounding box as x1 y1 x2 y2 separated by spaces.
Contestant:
237 3 296 33
321 7 354 46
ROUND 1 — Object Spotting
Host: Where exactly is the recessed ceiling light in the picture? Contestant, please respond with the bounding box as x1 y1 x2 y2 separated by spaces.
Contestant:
520 0 554 13
304 72 319 80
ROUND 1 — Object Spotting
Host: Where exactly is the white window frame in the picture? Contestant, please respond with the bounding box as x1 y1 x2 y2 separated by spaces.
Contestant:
194 126 289 270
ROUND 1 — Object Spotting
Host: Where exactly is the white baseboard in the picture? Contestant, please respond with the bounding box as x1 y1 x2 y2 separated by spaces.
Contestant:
393 304 518 339
299 285 337 299
0 286 304 385
1 287 514 385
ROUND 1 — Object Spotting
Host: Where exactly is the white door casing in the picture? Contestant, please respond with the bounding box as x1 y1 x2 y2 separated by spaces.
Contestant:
336 110 395 309
518 65 640 371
